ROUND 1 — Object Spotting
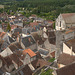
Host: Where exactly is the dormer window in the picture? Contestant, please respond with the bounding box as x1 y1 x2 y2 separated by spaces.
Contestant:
28 37 33 44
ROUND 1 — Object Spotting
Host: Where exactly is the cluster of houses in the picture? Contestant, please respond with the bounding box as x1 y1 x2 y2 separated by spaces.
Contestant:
0 12 55 75
0 12 75 75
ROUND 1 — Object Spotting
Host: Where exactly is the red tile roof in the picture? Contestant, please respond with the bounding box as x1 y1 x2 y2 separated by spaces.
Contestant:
23 49 36 57
0 32 6 39
30 14 37 17
11 25 17 30
30 22 38 27
50 51 55 58
65 30 74 34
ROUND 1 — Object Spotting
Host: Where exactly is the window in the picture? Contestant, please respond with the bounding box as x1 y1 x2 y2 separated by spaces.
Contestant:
60 21 61 27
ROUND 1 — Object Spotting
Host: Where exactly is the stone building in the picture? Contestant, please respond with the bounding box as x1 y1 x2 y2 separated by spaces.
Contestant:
56 13 75 30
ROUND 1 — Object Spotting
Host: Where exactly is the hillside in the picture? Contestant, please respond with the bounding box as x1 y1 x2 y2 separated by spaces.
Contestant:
0 0 75 20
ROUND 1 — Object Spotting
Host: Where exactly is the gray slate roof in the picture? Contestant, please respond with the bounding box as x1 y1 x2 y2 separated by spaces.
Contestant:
22 35 36 47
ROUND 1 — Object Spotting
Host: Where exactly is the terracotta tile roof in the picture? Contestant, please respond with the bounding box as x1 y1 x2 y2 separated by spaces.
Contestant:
65 30 74 34
57 53 75 65
65 39 75 53
30 14 37 17
0 32 6 39
30 22 39 27
23 49 36 57
50 51 55 58
56 62 75 75
69 26 75 30
47 20 54 24
11 25 17 30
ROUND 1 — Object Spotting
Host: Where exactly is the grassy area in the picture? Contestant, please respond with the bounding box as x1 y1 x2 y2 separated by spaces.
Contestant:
40 69 53 75
48 58 55 62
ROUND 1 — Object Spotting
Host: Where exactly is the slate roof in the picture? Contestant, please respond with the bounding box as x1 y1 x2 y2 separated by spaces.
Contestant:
39 49 49 55
0 28 4 32
46 31 56 45
22 35 36 47
0 69 4 75
36 52 42 59
57 53 75 65
31 32 46 45
56 62 75 75
1 41 10 50
12 28 22 34
22 27 31 34
8 36 15 43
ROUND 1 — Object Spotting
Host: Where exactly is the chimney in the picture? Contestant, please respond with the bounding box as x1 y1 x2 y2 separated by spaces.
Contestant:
19 34 22 43
36 40 39 51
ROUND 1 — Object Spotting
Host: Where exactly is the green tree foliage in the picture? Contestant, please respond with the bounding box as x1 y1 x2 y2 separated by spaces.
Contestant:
1 0 75 20
6 23 11 31
41 69 53 75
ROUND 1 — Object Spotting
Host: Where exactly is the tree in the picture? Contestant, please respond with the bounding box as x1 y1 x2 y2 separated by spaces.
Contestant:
6 23 11 32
